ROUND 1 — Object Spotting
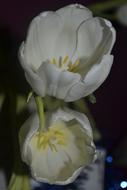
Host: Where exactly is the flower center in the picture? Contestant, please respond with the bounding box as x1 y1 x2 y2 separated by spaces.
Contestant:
30 127 67 152
51 55 80 72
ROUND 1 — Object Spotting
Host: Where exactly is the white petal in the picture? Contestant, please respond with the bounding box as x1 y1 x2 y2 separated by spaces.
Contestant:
24 9 79 69
23 4 92 69
31 148 50 179
83 54 114 95
68 124 95 163
75 17 116 61
56 4 92 31
31 145 84 185
50 108 93 138
19 43 46 97
65 81 87 102
55 4 92 59
37 61 81 99
66 55 113 101
19 113 39 163
57 146 84 182
24 12 62 69
30 146 67 182
46 147 69 176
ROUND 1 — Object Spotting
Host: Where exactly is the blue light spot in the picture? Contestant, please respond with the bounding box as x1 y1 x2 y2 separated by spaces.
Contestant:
106 156 113 163
120 181 127 188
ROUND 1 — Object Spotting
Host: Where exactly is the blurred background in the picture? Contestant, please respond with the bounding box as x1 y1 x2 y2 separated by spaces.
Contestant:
0 0 127 190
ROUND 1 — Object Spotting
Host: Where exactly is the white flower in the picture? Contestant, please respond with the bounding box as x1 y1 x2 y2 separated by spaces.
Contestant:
19 4 116 102
19 108 96 185
117 4 127 26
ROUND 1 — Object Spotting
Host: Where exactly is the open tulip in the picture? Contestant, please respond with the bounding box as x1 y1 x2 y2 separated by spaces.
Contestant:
19 108 96 185
19 4 116 102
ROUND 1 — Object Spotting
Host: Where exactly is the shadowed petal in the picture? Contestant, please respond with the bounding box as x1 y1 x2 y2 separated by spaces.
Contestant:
66 55 113 101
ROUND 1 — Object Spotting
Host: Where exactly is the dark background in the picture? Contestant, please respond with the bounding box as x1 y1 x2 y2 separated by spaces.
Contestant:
0 0 127 188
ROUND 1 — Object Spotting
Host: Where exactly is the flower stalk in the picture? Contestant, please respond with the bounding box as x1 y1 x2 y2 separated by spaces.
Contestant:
34 95 45 132
8 173 30 190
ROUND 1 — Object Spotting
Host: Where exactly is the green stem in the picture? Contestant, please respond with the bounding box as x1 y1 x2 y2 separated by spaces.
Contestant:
34 95 45 132
8 174 31 190
88 0 127 13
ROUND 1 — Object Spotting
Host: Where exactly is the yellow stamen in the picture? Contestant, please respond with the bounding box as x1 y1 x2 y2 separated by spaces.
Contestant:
62 55 69 64
74 59 80 67
68 59 80 71
52 58 57 65
31 127 67 152
50 56 80 72
59 57 62 68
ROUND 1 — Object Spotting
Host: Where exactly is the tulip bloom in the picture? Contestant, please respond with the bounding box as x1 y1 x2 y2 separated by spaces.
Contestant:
19 4 116 102
19 108 96 185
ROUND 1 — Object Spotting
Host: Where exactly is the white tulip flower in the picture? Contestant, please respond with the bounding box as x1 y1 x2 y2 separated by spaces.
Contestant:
19 108 96 185
19 4 116 102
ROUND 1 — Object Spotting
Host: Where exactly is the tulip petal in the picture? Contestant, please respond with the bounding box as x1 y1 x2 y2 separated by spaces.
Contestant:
75 17 116 62
83 54 114 94
56 4 92 30
37 61 81 99
55 4 92 58
51 108 93 138
30 146 67 181
19 44 46 97
66 55 113 101
24 9 79 69
19 113 39 163
24 12 63 69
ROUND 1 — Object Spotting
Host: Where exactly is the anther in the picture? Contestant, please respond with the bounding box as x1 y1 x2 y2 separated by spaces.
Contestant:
62 56 69 64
